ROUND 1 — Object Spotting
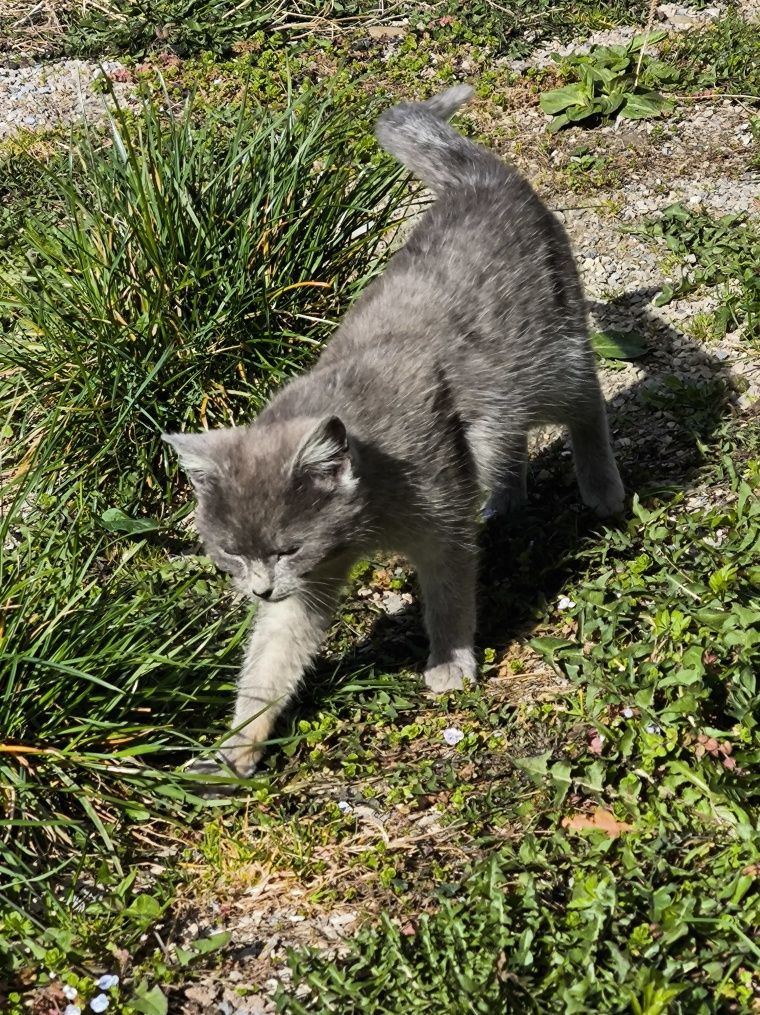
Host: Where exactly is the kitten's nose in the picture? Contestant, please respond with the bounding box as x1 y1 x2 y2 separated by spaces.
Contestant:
258 587 273 601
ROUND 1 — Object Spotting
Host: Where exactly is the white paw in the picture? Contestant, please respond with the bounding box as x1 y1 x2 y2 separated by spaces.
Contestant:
584 479 625 517
424 659 477 693
183 750 257 795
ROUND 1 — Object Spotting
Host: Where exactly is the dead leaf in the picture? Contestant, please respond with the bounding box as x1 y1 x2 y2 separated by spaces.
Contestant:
562 807 634 837
366 26 406 39
184 983 220 1007
109 67 134 83
587 730 605 755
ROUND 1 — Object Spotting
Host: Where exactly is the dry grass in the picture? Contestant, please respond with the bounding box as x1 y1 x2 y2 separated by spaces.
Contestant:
0 0 83 56
0 0 413 59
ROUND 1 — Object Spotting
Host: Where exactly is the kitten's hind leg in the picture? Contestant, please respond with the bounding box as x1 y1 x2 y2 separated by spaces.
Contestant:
482 435 529 520
413 537 478 692
568 389 624 517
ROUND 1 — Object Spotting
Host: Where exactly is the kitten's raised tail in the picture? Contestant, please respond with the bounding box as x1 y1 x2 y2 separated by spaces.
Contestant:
375 85 501 196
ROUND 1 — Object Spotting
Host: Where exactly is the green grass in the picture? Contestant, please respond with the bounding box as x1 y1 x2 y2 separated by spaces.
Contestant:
641 203 760 341
59 0 282 58
1 1 390 61
277 429 760 1014
1 0 655 66
392 0 653 60
663 11 760 97
0 85 408 956
2 6 760 1013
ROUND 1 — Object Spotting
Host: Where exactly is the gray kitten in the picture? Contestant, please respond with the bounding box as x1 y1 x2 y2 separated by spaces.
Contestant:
164 85 624 779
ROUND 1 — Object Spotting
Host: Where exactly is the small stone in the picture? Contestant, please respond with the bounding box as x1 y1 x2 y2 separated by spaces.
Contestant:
382 591 405 614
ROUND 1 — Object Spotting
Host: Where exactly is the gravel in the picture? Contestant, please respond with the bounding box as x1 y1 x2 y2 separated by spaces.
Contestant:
0 59 135 139
507 2 721 73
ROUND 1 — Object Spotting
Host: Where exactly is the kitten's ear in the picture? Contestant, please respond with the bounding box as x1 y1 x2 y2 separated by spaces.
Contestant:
162 430 228 489
293 416 354 486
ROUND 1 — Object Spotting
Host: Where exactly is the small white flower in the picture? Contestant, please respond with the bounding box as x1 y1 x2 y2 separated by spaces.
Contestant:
97 975 119 991
64 1006 82 1015
645 721 662 735
622 707 634 719
90 993 110 1013
557 596 576 611
443 727 464 746
63 986 79 1001
337 800 353 815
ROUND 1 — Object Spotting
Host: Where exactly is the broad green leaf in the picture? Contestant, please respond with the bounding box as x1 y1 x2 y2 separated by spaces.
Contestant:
607 57 631 73
629 30 667 52
589 65 619 87
130 983 168 1015
644 59 680 83
191 930 231 954
654 284 675 306
540 83 588 114
123 893 162 929
101 507 159 535
591 330 647 360
598 91 626 116
619 90 673 120
530 636 574 658
546 113 570 133
515 751 552 781
566 101 599 122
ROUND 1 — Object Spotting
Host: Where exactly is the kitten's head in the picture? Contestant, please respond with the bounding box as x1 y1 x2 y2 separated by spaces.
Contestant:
163 416 364 601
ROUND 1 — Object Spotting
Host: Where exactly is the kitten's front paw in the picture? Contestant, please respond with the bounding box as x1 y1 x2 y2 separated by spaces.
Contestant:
584 477 625 517
424 659 477 693
183 750 258 796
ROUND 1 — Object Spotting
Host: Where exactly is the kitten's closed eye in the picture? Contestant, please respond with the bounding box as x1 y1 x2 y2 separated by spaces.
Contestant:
275 546 300 559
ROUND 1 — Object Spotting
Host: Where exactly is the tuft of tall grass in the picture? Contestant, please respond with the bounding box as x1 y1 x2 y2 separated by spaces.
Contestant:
0 85 408 920
2 86 407 504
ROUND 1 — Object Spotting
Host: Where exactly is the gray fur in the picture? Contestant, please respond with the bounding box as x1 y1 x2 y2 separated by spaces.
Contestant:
164 85 624 778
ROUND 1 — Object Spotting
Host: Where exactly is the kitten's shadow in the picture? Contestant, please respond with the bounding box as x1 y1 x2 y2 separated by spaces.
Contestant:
289 287 741 722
